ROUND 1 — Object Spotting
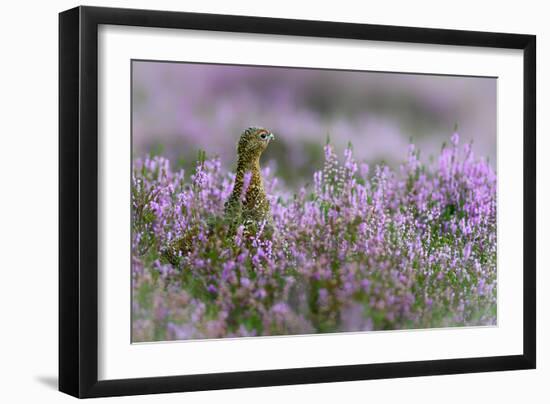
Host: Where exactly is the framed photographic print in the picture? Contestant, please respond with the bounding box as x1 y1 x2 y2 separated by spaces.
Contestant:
59 5 536 398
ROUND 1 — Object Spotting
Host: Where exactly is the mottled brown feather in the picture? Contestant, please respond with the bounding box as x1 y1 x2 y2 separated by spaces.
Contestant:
162 127 274 265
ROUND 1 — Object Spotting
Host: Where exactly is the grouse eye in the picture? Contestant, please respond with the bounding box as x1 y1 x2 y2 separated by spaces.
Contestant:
260 133 267 139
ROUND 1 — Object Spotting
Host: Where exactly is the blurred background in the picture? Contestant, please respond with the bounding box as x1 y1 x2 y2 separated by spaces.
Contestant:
132 60 496 186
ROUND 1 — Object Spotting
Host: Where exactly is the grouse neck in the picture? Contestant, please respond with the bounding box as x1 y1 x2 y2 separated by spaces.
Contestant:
233 154 262 196
236 154 261 177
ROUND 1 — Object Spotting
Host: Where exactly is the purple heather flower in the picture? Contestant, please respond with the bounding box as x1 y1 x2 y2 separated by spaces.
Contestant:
131 133 497 341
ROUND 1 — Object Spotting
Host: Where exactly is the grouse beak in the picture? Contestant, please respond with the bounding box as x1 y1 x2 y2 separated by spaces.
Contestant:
268 133 275 141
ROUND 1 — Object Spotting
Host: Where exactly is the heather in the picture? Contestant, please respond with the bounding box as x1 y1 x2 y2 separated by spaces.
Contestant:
131 133 496 342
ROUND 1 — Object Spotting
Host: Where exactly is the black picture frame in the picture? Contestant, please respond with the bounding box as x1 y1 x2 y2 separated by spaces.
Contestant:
59 5 536 398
